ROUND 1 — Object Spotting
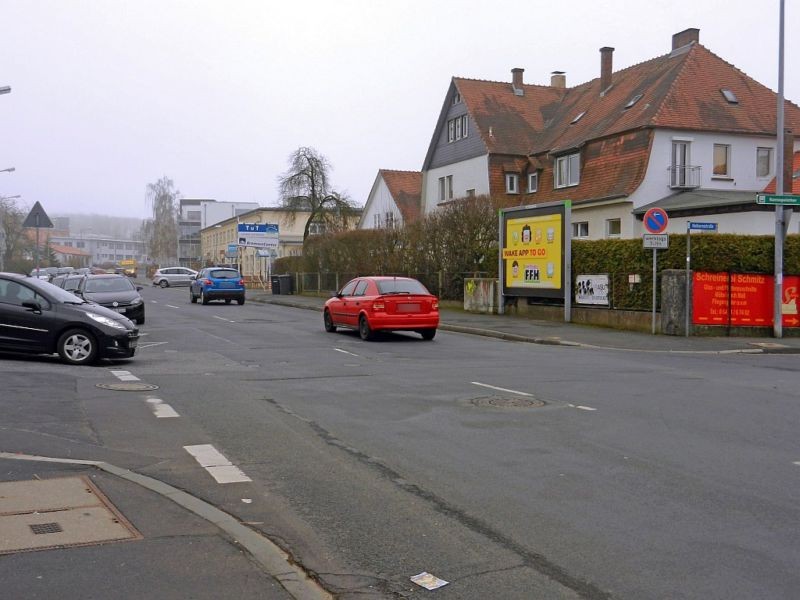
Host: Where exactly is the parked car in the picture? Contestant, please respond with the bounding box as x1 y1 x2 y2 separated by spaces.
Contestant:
76 274 145 324
323 276 439 340
152 267 198 288
29 267 58 281
0 272 139 365
189 267 245 305
51 274 85 295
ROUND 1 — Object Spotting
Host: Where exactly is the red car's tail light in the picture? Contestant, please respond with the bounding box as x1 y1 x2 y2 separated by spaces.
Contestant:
432 300 439 310
372 301 385 311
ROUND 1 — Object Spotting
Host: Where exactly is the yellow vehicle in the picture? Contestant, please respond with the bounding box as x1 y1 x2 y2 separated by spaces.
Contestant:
118 259 137 277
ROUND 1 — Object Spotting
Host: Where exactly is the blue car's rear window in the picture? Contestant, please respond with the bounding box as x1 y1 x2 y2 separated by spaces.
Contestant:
210 270 240 279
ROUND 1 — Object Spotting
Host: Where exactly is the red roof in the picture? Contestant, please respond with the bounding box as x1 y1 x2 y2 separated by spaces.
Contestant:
763 151 800 194
379 170 422 223
50 244 91 256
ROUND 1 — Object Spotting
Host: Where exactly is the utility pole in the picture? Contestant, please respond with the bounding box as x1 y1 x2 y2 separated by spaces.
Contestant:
773 0 788 338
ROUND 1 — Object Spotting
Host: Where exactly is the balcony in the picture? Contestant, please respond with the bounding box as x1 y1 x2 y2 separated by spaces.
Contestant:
668 165 702 189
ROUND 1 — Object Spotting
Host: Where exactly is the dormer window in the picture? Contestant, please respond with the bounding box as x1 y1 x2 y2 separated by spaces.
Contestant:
446 115 469 143
570 111 586 124
624 94 643 109
452 92 461 105
554 152 580 188
720 89 738 104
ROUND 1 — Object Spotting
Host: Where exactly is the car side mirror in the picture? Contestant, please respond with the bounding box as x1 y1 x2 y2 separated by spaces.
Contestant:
136 286 143 291
22 300 42 314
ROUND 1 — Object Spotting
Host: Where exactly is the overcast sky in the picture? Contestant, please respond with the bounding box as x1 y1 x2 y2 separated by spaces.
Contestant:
1 0 797 220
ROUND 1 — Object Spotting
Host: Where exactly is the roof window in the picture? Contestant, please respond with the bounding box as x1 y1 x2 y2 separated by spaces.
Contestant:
570 111 586 124
624 94 643 109
720 89 738 104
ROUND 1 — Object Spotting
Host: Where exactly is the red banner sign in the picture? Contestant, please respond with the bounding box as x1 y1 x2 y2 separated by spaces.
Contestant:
693 272 799 327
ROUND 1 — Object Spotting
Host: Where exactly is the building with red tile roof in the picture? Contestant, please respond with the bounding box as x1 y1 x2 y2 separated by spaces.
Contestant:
421 28 800 238
359 169 422 229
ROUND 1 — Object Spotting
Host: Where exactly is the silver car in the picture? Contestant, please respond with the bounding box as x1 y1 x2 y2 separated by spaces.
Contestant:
152 267 198 288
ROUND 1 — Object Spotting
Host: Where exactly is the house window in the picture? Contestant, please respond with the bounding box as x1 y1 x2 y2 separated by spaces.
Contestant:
438 177 446 202
447 115 468 143
466 189 476 197
455 117 462 140
713 144 731 177
605 218 621 238
373 214 382 228
555 153 580 188
505 173 519 194
572 222 589 238
448 120 455 143
385 212 395 229
461 115 468 138
453 91 461 105
446 175 453 200
187 210 201 221
757 147 773 177
438 176 453 202
527 173 538 193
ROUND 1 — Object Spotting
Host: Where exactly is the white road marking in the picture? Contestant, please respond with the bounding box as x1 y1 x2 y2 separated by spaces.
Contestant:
334 348 359 357
213 315 234 322
137 341 169 349
145 398 179 418
471 382 532 397
165 304 180 309
151 300 158 304
793 461 800 466
110 370 139 381
183 444 252 484
575 405 597 411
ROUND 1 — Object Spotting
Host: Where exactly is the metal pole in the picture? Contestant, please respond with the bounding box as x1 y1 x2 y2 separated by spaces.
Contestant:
773 0 785 338
652 248 657 335
685 225 691 337
498 209 504 315
564 200 572 323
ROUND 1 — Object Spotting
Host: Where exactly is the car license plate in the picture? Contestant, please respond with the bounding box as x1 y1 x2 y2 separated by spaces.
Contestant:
398 303 420 313
219 282 234 288
113 307 126 313
129 339 138 348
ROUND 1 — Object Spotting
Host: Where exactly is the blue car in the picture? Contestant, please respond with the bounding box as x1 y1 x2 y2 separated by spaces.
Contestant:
190 267 246 305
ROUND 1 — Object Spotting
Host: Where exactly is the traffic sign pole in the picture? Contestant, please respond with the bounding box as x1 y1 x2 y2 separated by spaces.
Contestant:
685 223 691 337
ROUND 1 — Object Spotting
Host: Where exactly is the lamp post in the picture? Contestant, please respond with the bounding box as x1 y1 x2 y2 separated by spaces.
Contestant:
0 86 10 95
0 167 14 174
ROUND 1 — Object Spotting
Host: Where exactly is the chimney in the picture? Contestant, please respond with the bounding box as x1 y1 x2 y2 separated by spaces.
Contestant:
511 68 524 96
551 71 566 89
600 47 614 93
672 28 699 51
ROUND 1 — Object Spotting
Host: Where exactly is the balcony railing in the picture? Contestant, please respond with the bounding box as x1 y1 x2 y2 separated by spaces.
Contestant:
668 165 702 189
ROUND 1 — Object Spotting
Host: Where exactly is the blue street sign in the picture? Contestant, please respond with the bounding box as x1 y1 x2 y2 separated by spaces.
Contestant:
237 223 279 234
688 222 717 231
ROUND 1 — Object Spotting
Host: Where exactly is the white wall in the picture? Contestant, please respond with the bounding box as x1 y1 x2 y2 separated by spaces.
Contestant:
633 130 794 210
360 176 402 229
422 154 489 214
571 202 635 240
201 201 260 228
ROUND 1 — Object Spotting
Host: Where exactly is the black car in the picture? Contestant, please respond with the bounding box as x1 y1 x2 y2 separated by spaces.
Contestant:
0 272 139 365
51 274 84 294
76 274 146 324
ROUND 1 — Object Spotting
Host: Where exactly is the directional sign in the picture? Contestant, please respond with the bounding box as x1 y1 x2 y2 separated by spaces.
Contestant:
688 222 718 231
237 223 279 248
643 234 669 249
22 201 54 229
643 207 668 234
756 194 800 205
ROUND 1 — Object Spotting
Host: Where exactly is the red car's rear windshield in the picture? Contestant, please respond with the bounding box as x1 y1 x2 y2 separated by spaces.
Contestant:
376 279 429 295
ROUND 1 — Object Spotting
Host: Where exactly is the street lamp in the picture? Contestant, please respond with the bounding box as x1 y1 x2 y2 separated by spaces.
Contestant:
0 86 10 95
0 167 14 174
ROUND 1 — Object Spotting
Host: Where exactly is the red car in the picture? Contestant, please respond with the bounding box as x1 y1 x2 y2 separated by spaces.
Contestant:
323 276 439 340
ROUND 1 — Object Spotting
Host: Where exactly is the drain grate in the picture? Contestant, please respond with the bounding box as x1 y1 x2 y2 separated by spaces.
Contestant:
471 396 546 409
96 382 159 392
30 522 63 535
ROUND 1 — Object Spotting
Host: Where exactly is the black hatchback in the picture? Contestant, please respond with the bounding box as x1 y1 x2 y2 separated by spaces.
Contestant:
0 272 139 365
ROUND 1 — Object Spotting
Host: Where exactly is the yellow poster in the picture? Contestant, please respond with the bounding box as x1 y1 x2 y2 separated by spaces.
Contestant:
502 213 562 289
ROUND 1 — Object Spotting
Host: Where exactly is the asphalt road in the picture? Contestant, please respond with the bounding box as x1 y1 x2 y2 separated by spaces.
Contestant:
2 283 799 599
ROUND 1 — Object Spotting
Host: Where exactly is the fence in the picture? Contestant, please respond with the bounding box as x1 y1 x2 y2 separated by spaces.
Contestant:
289 271 492 301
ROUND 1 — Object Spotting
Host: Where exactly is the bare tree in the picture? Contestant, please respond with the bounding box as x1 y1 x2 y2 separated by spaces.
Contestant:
278 147 358 240
0 196 32 271
144 176 179 266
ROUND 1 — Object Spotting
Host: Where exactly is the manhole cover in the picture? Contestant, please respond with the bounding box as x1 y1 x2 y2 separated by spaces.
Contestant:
96 382 160 392
471 396 545 409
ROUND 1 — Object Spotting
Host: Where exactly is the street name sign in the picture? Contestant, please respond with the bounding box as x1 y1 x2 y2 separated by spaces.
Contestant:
688 222 718 231
756 194 800 205
643 234 669 249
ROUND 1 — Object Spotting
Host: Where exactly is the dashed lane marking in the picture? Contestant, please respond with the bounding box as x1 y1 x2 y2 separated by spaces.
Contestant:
110 370 140 382
145 398 180 418
334 348 359 357
471 381 532 397
183 444 252 484
165 304 180 309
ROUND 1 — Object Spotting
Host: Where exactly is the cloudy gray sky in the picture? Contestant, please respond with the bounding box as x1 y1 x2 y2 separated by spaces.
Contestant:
1 0 797 219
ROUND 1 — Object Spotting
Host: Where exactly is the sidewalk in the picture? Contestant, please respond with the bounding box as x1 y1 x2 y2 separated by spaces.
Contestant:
249 290 800 354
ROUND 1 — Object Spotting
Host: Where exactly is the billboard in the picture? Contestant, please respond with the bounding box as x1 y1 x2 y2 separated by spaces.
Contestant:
501 203 567 299
692 272 799 327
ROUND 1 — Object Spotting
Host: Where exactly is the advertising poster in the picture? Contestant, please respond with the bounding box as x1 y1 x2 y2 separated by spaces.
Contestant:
502 211 563 298
575 274 610 305
692 272 799 327
237 223 279 248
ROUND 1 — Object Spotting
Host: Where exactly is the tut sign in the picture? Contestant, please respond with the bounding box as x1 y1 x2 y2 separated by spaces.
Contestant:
501 203 565 299
237 223 279 248
693 272 799 327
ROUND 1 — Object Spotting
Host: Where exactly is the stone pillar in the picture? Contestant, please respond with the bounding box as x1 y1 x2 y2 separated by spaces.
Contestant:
661 269 690 336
